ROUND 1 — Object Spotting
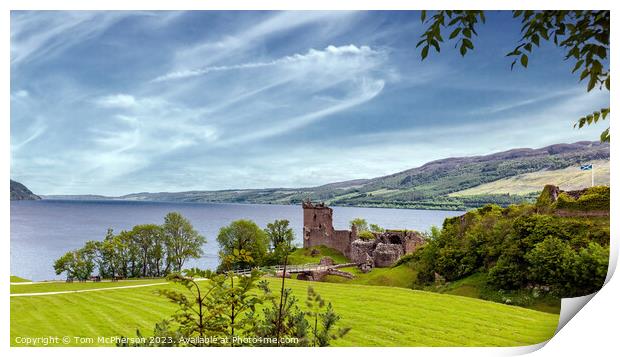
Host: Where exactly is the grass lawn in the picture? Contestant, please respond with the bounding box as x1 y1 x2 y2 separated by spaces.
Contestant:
425 273 561 314
11 276 31 283
10 278 168 295
324 265 418 289
10 276 558 347
287 245 349 265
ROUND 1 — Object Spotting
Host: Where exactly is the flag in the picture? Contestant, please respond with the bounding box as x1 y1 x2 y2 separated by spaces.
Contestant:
580 164 593 171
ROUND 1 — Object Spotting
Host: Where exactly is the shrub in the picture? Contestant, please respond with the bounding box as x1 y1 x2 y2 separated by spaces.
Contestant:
488 255 526 290
525 237 575 289
555 186 610 211
358 231 376 241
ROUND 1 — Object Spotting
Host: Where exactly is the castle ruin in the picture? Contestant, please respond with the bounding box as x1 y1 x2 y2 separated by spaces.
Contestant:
302 201 425 268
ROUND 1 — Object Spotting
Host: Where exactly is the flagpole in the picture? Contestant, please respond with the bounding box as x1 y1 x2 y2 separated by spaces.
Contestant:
591 164 594 187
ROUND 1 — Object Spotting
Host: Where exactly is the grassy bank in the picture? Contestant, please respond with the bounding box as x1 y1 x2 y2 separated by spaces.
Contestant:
10 277 558 347
10 278 167 295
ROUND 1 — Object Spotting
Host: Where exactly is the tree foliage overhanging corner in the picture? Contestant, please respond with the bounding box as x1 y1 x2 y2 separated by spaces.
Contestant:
417 10 610 142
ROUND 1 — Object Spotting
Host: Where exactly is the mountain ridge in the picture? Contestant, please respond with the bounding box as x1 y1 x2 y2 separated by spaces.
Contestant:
43 141 610 210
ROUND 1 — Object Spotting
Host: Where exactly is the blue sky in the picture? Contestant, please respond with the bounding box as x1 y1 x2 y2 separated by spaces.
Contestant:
10 11 609 196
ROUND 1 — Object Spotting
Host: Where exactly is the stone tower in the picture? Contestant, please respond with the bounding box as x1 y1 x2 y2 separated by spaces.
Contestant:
302 200 357 257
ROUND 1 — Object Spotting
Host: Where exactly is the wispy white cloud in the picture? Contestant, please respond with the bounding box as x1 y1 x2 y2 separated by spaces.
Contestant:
10 11 610 196
95 94 137 108
154 44 380 82
168 11 357 70
11 12 124 68
468 88 582 115
217 78 385 146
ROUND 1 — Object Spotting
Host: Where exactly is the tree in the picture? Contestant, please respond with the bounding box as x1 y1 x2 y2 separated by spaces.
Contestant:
162 212 206 272
569 242 609 296
369 223 385 233
264 219 295 251
264 219 295 265
253 281 310 346
525 236 576 291
349 218 368 233
120 269 349 347
416 10 610 142
216 220 269 270
53 248 95 281
131 224 164 277
305 287 350 347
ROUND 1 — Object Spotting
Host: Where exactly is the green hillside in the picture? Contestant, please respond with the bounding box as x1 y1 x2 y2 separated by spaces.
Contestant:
47 141 609 210
451 159 610 196
10 278 558 347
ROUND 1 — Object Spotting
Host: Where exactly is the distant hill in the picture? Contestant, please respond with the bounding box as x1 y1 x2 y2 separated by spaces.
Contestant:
450 159 610 196
10 180 41 201
45 141 610 210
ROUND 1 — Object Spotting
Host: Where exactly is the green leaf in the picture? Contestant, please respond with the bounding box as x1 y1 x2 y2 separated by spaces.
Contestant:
600 127 610 142
524 43 532 52
532 34 540 46
579 69 590 81
463 28 472 38
587 76 597 92
449 27 461 39
520 54 528 68
572 60 584 73
421 10 427 23
460 43 467 56
421 45 429 60
605 76 610 90
601 107 610 119
462 38 473 49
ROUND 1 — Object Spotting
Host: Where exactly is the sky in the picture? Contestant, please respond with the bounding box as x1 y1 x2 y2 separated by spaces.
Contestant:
10 11 610 196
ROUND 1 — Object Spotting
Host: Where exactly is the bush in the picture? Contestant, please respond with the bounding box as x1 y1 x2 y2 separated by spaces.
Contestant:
525 237 575 290
488 255 526 290
555 186 610 211
410 191 609 299
569 242 609 296
357 231 376 241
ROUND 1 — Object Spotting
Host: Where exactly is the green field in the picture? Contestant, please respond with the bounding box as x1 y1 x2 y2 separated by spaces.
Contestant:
10 278 167 295
287 246 349 265
450 159 610 196
11 277 558 347
324 265 418 288
11 276 31 283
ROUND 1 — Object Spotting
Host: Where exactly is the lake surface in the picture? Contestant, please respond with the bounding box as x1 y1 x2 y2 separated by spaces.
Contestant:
11 200 463 281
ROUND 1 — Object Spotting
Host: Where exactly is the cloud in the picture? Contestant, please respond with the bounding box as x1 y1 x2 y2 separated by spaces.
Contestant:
153 44 382 82
13 89 29 98
10 11 610 196
217 78 385 146
95 94 137 108
164 11 358 72
11 12 126 68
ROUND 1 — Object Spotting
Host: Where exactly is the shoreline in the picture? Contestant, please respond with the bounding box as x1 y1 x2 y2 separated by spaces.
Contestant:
15 198 470 213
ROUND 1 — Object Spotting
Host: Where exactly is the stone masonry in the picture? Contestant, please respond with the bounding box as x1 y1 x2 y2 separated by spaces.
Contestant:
302 200 425 267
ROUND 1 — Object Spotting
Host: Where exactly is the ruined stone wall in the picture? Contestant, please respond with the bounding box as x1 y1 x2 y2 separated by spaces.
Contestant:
303 201 357 257
302 202 426 267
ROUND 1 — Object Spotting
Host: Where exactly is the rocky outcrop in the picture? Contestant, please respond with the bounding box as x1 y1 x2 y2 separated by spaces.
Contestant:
10 180 41 201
